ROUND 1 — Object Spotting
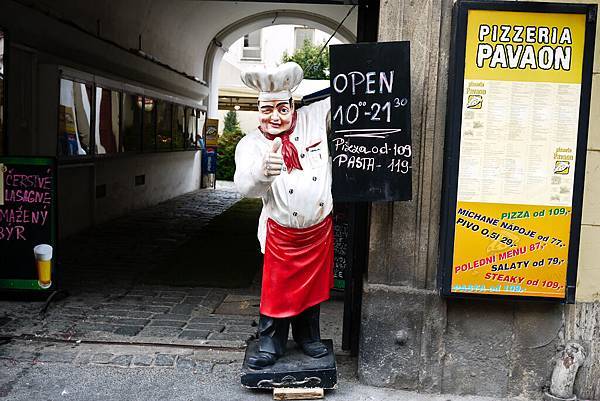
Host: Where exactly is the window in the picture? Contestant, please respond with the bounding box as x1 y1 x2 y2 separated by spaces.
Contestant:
95 87 120 154
295 27 315 50
172 104 185 150
122 93 141 152
58 79 93 156
142 96 156 152
56 72 203 158
242 30 261 60
156 100 172 151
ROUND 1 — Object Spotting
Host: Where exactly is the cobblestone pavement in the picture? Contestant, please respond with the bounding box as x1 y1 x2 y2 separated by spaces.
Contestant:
0 182 341 348
0 338 522 401
0 181 345 351
0 182 247 347
60 181 244 290
0 182 523 401
0 337 245 371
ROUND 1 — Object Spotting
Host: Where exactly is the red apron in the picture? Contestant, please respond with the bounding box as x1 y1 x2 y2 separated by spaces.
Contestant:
260 215 334 318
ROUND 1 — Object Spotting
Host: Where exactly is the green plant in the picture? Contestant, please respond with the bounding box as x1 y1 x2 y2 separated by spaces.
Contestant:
216 110 244 181
223 109 241 133
282 40 329 80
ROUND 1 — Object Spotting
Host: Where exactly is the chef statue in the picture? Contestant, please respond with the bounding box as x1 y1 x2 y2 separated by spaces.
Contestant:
234 62 333 369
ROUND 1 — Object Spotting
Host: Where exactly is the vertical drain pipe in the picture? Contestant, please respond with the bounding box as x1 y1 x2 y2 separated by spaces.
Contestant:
543 342 586 401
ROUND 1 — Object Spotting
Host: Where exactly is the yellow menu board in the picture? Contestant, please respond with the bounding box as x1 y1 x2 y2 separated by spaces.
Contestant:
449 8 589 298
204 118 219 147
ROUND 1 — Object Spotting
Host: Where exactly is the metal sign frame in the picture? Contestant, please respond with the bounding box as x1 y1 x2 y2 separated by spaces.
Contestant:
438 1 597 303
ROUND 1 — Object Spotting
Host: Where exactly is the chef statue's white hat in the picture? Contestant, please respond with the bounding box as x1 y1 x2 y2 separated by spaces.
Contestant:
241 62 304 101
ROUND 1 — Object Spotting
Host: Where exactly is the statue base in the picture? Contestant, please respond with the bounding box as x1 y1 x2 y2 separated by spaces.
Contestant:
241 339 337 389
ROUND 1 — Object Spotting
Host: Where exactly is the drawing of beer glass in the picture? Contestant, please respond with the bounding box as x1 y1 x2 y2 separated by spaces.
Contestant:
33 244 53 289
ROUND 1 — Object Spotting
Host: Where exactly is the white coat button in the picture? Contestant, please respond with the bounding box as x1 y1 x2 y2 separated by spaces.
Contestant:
293 212 298 216
289 189 294 194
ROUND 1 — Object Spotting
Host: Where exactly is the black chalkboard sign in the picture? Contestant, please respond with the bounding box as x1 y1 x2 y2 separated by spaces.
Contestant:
0 157 57 291
329 42 412 202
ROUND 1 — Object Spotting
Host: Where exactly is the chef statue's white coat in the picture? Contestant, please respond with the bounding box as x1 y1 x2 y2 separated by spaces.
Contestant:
234 98 332 252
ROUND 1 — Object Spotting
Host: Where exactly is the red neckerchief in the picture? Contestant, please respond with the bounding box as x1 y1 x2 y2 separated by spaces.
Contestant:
259 111 303 173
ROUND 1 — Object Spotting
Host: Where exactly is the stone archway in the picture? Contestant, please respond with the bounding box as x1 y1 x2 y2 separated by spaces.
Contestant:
203 9 356 117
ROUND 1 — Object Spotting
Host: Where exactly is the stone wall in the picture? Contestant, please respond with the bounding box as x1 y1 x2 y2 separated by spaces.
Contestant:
359 0 600 399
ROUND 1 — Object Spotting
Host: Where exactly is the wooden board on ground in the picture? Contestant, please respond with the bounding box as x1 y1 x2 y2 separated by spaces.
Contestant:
273 387 324 400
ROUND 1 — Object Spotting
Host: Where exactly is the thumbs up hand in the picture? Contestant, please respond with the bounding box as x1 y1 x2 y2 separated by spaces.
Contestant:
271 137 282 153
263 137 284 177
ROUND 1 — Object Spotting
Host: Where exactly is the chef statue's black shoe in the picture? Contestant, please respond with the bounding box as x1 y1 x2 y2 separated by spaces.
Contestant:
300 341 328 358
247 351 278 369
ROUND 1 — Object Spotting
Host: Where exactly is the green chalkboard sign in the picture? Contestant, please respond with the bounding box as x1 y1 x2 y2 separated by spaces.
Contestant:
0 157 57 291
